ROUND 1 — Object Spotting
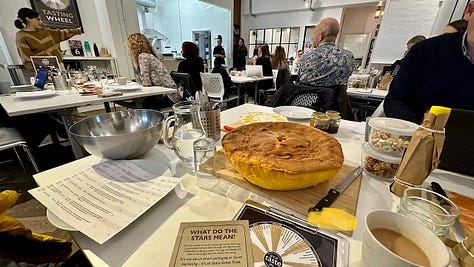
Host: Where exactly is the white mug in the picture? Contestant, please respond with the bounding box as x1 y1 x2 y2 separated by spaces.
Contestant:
362 210 450 267
115 77 127 85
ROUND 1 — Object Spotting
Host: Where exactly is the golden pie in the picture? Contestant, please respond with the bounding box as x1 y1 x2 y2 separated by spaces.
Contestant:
222 122 344 190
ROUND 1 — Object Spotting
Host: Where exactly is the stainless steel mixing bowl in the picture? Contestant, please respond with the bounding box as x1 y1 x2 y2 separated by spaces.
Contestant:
69 109 165 159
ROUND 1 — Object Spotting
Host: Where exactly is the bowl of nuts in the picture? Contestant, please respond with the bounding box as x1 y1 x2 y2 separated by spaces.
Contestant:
362 143 402 181
368 117 418 155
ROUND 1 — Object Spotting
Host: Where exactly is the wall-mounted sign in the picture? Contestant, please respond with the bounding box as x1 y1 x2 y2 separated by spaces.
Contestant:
30 0 83 31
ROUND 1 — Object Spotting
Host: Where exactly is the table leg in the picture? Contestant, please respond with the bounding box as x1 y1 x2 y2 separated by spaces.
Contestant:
57 108 88 159
103 102 111 112
254 82 259 105
236 84 241 105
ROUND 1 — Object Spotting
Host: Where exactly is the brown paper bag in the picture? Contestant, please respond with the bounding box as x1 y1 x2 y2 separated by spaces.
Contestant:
377 73 393 90
390 109 450 197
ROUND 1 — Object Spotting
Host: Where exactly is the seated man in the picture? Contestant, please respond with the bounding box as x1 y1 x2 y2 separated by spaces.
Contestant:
384 6 474 124
297 18 354 120
298 17 354 88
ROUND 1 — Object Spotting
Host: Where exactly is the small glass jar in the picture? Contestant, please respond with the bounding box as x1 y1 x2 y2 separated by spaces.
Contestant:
309 112 325 127
326 110 341 134
313 114 330 132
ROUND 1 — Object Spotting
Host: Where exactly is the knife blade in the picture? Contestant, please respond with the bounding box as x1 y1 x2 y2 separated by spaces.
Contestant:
308 166 362 212
431 182 466 239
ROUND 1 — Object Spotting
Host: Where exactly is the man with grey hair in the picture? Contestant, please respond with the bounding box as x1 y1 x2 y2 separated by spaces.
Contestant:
298 17 354 87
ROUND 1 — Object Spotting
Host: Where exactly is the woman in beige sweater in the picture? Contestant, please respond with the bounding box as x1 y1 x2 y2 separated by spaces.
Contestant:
15 7 81 74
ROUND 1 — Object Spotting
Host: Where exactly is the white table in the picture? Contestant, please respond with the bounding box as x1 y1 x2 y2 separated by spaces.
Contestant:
0 86 176 158
346 87 388 99
32 104 474 266
230 76 273 105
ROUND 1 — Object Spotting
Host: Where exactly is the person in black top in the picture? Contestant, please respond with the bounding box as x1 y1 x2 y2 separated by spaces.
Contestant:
178 41 204 94
384 7 474 124
233 37 247 70
213 35 226 67
211 61 232 97
253 45 273 89
388 35 426 76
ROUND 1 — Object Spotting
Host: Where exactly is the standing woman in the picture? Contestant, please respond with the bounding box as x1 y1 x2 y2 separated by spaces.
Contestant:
127 33 180 108
15 7 81 74
233 37 247 70
178 41 204 95
253 45 273 89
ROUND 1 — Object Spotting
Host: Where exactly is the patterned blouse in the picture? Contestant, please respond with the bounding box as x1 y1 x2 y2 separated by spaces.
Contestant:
136 53 181 103
298 42 354 87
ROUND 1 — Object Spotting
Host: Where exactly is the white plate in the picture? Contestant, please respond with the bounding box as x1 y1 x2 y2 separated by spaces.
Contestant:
273 106 314 119
14 90 58 99
46 159 172 231
110 83 140 91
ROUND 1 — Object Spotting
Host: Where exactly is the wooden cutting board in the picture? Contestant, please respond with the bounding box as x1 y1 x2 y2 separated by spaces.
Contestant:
201 150 362 219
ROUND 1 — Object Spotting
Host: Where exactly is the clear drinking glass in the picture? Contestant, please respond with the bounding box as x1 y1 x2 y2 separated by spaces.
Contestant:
100 75 109 90
193 138 217 188
397 187 460 237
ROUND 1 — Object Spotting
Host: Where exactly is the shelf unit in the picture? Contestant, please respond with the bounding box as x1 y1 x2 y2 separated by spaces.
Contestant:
63 56 119 76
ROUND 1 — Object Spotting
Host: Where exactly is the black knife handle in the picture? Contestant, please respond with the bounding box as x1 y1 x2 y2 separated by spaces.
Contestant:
431 182 451 206
308 189 340 212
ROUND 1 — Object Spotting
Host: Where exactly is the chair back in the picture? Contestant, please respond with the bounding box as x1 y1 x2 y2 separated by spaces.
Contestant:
170 72 194 100
200 73 224 102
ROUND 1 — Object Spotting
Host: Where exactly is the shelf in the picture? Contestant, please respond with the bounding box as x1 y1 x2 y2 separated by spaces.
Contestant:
63 56 117 61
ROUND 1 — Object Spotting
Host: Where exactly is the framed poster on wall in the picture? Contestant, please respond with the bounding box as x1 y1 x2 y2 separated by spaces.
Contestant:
30 0 83 31
303 25 315 51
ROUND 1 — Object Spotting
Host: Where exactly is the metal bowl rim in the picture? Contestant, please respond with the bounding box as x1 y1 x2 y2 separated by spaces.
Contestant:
69 109 165 138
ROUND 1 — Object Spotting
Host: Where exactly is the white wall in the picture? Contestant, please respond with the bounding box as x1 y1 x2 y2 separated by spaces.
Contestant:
141 0 231 58
241 1 343 54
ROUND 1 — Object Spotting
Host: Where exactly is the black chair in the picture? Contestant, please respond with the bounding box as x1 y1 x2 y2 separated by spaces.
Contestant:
271 84 335 112
170 72 195 100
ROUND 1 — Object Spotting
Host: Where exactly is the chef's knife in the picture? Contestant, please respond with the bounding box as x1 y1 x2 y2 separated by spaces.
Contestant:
308 166 362 212
431 182 466 239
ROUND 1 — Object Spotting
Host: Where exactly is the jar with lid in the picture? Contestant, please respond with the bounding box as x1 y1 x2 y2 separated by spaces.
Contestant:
313 114 330 132
326 110 341 134
309 112 325 127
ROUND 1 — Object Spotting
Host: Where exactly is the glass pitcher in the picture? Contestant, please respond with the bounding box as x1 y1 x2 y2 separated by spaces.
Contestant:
164 101 206 166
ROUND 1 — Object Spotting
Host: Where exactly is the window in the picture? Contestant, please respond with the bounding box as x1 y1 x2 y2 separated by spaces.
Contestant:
248 27 300 60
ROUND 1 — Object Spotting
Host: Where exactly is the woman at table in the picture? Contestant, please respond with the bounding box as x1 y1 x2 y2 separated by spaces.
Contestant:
178 41 204 95
127 33 180 108
271 46 290 89
253 45 273 89
14 7 81 74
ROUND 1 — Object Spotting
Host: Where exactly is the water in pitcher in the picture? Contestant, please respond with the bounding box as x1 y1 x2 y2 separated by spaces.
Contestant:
174 129 205 165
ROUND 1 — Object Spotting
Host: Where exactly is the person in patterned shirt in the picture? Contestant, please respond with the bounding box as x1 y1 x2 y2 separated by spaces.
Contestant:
127 33 180 108
298 17 354 87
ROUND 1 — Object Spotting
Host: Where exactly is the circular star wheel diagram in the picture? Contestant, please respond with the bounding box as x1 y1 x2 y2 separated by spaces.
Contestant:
249 222 321 267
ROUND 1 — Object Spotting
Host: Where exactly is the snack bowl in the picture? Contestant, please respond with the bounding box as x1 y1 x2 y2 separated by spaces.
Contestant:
361 142 402 181
368 117 418 155
69 109 164 159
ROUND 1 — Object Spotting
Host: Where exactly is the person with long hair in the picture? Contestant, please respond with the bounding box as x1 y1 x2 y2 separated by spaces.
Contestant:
14 7 81 74
271 46 289 70
127 33 179 108
271 46 291 89
233 37 247 70
178 41 204 95
253 45 273 89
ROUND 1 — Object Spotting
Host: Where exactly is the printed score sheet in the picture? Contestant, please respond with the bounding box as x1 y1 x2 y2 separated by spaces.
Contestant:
29 160 181 244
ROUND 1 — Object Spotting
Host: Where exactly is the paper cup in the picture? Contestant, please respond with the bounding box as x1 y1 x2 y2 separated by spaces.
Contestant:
362 210 450 267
